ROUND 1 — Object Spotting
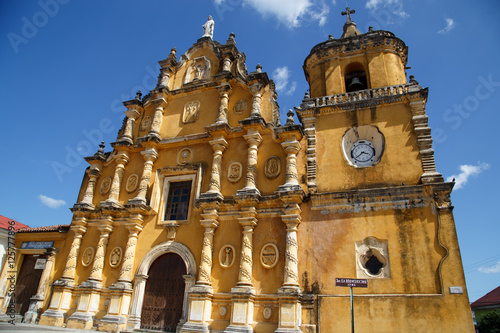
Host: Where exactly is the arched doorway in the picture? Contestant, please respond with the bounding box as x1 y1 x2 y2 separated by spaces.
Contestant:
140 253 186 332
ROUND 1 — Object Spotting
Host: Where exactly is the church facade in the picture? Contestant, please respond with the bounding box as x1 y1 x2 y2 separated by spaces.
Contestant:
0 12 475 333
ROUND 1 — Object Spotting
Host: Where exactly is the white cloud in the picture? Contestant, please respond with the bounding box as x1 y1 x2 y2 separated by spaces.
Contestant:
479 261 500 274
365 0 408 19
446 162 490 190
272 66 297 95
216 0 329 28
39 195 66 209
438 17 456 34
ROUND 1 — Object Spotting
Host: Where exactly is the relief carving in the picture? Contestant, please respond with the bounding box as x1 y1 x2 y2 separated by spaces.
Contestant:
184 56 211 84
177 148 193 165
82 247 95 267
234 99 248 114
260 243 279 268
100 176 112 195
228 162 243 183
109 247 123 267
183 101 200 124
126 174 139 192
264 156 281 179
263 307 272 320
140 116 152 131
219 244 235 268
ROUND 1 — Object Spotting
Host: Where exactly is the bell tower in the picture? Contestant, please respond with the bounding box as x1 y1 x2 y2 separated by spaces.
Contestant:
297 7 443 192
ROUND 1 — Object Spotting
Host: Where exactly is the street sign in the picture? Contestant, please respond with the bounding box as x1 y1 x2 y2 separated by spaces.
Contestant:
335 278 368 288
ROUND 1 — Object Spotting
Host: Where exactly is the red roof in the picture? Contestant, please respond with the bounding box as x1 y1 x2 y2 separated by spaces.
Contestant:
17 224 70 233
471 286 500 308
0 215 29 231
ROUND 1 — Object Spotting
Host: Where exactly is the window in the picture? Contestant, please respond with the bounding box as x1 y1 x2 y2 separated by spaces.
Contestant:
164 181 192 221
355 237 391 279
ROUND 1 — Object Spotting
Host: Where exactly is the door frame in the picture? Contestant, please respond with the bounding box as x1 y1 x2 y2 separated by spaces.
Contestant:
128 241 196 331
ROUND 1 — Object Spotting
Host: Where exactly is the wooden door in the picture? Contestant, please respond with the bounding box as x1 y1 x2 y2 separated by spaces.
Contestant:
141 253 186 332
15 255 45 316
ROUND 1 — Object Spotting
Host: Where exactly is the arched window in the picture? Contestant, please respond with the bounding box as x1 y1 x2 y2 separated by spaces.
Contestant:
344 63 368 92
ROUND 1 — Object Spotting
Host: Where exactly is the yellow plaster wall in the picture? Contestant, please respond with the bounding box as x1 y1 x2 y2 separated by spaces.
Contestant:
315 103 422 191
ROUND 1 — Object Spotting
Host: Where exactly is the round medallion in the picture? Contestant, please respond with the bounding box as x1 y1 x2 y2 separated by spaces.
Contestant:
126 174 139 192
140 116 152 131
263 307 272 320
177 148 193 165
264 156 281 179
342 125 384 168
260 243 279 268
234 99 248 114
219 244 236 268
227 162 243 183
82 247 95 267
109 247 123 267
219 306 227 317
100 176 112 195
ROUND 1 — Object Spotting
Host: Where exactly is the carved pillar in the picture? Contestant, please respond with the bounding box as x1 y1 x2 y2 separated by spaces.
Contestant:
78 169 100 208
224 207 257 333
40 218 87 327
203 136 228 200
302 116 317 193
103 152 129 207
127 274 148 330
275 204 302 333
182 206 219 333
410 100 443 183
119 108 140 144
148 100 167 139
24 248 58 324
88 218 113 284
129 148 158 205
216 85 231 124
99 216 143 332
278 140 302 192
237 129 262 196
222 57 232 72
249 84 263 118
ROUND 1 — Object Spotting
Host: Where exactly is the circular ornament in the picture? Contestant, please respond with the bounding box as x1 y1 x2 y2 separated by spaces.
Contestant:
351 140 376 164
109 247 123 267
100 176 112 195
219 244 236 268
219 306 227 317
140 116 152 131
82 247 95 267
177 148 193 165
260 243 279 268
227 162 243 183
234 99 248 114
342 125 384 168
126 174 139 192
263 307 272 320
264 156 281 179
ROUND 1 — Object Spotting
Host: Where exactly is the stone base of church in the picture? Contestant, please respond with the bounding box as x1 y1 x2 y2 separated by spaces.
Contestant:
223 324 254 333
66 311 94 330
38 309 65 327
98 314 128 332
180 321 211 333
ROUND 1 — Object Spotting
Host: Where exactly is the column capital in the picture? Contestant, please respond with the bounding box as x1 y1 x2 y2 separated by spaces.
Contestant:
243 131 262 147
249 83 263 95
125 107 141 120
152 97 168 109
216 83 232 94
281 140 301 154
141 147 159 162
113 151 130 166
209 137 228 152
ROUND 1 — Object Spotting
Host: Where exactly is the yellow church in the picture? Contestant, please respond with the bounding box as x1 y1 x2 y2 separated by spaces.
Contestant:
0 10 475 333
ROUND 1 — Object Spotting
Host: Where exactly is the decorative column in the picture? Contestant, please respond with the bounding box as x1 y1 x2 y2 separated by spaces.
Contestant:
302 115 317 193
278 139 302 192
410 100 444 183
67 217 113 330
127 274 148 330
24 248 58 324
249 84 263 118
275 203 302 333
148 99 167 140
182 205 219 333
237 129 262 197
78 169 100 209
39 218 87 327
216 85 231 124
129 148 158 205
118 108 140 144
100 215 144 332
222 57 232 72
224 207 257 333
102 151 129 207
201 136 228 200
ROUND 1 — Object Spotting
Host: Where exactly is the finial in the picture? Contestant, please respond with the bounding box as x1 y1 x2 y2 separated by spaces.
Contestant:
341 6 355 23
329 34 334 40
286 109 295 126
303 90 310 100
171 47 176 55
95 141 105 157
227 32 236 44
368 26 374 32
135 90 142 100
256 64 262 73
409 75 418 85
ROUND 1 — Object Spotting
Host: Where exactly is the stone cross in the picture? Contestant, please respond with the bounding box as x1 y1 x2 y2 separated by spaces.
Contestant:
341 6 355 23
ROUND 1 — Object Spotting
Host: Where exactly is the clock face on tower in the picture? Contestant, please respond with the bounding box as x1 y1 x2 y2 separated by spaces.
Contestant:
351 140 376 164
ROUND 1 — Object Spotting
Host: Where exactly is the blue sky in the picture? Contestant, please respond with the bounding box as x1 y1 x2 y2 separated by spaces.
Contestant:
1 0 499 303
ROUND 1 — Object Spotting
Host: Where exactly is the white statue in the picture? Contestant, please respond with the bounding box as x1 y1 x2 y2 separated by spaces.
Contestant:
202 16 214 39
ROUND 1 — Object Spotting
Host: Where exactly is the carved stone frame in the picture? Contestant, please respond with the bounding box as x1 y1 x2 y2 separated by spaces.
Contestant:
127 241 197 330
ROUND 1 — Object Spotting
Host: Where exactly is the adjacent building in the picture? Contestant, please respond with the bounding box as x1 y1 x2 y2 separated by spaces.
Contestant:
0 11 475 333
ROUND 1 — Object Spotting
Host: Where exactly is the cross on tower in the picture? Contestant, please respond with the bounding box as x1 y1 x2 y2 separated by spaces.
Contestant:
341 6 355 23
